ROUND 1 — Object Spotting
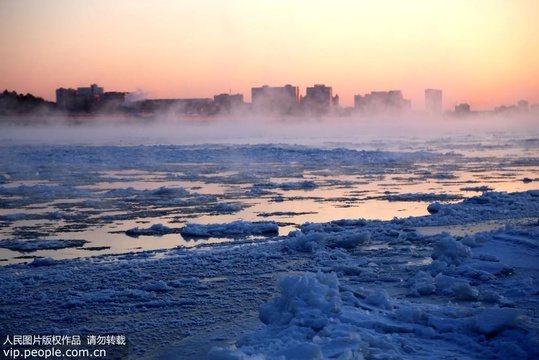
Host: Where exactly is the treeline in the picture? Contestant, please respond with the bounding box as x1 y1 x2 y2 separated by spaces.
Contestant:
0 90 55 115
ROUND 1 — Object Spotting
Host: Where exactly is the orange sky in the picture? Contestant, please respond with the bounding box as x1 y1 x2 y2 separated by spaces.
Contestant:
1 0 538 110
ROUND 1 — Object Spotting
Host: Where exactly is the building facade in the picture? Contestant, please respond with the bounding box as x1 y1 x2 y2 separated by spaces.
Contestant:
55 88 77 111
425 89 443 113
251 85 300 115
213 93 244 114
56 84 106 112
301 84 339 115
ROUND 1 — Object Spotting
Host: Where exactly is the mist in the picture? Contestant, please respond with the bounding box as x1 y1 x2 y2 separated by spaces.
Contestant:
1 111 537 147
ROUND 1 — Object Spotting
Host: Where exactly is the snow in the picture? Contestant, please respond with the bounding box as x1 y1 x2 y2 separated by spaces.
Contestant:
407 271 435 297
208 216 538 358
431 234 472 266
0 129 538 358
180 220 279 239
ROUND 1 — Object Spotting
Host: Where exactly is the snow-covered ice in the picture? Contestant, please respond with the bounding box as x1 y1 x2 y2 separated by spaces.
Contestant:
180 220 279 239
1 191 538 358
0 238 88 252
0 123 538 358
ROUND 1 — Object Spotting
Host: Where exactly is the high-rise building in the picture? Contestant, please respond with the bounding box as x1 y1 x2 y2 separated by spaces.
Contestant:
56 84 131 113
425 89 443 113
302 84 332 114
56 84 106 112
251 85 299 114
56 88 77 111
76 84 104 97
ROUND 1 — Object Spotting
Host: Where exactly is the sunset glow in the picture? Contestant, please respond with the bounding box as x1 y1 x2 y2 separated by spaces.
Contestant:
1 0 538 109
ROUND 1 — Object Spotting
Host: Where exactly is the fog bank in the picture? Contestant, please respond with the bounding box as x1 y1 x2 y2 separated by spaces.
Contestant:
0 112 537 146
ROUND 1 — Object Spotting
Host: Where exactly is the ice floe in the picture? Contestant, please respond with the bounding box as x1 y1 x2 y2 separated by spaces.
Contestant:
0 239 88 252
125 223 180 238
180 220 279 239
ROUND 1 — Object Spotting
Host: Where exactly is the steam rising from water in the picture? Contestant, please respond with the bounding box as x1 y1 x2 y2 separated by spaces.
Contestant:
0 112 537 146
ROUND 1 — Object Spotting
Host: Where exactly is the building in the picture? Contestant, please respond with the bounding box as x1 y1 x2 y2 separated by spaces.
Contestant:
517 100 529 112
425 89 443 113
213 93 244 114
99 92 128 113
56 84 105 112
354 90 410 113
454 103 471 116
494 105 517 114
137 98 214 115
494 100 529 114
251 85 300 115
75 84 104 111
300 84 340 115
76 84 104 97
56 88 77 111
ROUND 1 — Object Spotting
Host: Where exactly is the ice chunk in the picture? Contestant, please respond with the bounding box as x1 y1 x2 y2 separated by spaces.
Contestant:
29 257 55 266
141 280 173 292
427 202 442 214
180 220 279 239
433 274 478 300
283 231 324 252
0 239 88 252
252 180 317 192
326 231 371 249
276 343 323 359
451 283 479 301
125 223 178 237
330 264 363 276
473 308 521 336
476 253 500 262
431 234 472 266
460 186 493 192
365 288 393 310
151 186 190 197
212 202 243 213
207 346 264 360
407 271 435 297
259 271 341 328
387 193 461 202
461 235 480 248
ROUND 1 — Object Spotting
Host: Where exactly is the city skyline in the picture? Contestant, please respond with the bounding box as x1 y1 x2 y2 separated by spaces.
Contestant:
3 82 533 118
1 1 538 110
51 82 536 113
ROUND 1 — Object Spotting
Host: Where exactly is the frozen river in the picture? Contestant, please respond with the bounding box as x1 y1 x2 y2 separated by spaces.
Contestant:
0 117 537 264
0 116 538 359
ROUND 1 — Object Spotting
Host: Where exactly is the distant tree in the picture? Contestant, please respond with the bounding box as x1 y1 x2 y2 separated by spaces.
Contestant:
0 90 55 115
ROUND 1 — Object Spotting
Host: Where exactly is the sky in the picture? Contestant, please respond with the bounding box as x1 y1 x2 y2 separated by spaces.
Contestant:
1 0 538 110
